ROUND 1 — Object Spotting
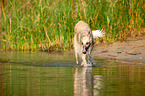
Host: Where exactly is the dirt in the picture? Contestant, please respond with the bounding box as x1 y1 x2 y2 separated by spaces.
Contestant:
92 36 145 63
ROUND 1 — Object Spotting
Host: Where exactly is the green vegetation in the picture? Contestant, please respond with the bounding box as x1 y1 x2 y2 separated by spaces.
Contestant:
0 0 144 51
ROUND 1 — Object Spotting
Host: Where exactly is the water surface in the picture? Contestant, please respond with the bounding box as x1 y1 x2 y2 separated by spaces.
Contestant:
0 51 144 96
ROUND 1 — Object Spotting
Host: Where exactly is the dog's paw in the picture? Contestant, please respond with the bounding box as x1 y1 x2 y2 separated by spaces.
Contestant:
87 61 93 66
81 61 92 67
81 62 84 66
81 61 93 67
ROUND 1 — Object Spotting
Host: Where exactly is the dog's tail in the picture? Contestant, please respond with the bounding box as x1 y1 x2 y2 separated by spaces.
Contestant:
92 29 105 39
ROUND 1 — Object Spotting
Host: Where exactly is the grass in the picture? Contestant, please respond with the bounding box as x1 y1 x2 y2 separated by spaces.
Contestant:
0 0 144 51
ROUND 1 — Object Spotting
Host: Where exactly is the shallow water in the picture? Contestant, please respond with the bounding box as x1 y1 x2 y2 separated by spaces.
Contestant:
0 51 145 96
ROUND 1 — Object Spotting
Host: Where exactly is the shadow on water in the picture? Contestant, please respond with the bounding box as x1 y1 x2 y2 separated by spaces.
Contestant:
0 51 145 96
0 51 77 67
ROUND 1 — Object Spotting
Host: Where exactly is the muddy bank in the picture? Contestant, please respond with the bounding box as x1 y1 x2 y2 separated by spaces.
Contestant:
92 37 145 63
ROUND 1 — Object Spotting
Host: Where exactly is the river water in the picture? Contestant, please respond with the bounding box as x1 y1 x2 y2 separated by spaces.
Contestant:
0 51 144 96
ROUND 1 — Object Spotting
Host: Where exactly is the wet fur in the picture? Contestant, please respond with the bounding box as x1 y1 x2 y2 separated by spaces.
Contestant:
74 21 94 66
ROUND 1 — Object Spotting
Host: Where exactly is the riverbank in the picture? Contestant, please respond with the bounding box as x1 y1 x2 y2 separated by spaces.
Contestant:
92 36 145 63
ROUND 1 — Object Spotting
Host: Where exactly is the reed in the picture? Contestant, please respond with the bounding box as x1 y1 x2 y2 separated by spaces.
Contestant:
0 0 144 51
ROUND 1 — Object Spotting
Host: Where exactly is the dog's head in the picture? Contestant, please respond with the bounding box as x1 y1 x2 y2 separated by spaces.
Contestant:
81 35 92 54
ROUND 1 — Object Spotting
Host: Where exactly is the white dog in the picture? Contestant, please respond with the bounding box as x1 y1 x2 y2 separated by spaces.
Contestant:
74 21 105 66
74 21 94 66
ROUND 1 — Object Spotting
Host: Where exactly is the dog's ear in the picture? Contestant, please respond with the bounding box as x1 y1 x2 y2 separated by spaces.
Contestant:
89 30 93 34
90 39 92 43
78 34 82 43
88 31 91 34
89 37 92 43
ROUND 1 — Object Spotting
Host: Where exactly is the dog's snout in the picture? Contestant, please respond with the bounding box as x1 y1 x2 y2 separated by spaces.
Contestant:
82 51 86 54
82 46 87 54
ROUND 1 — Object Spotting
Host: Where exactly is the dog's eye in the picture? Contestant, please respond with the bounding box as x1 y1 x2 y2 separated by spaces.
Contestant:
86 42 89 45
81 42 83 45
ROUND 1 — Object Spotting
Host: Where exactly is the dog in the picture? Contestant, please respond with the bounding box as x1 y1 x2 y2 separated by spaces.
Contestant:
74 21 94 66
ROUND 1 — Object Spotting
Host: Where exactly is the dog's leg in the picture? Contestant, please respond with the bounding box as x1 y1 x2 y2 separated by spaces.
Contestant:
75 51 78 64
81 54 87 66
74 35 79 64
90 55 94 63
89 54 96 65
88 49 96 65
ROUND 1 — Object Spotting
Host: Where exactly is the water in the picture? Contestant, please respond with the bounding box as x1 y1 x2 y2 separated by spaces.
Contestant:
0 51 145 96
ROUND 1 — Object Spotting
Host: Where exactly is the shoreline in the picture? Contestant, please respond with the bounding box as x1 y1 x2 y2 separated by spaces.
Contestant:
0 36 145 64
92 37 145 63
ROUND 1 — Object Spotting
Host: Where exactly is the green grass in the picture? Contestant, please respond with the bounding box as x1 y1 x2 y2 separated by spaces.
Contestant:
0 0 144 51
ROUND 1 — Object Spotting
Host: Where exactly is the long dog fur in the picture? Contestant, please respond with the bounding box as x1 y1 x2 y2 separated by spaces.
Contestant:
74 21 94 66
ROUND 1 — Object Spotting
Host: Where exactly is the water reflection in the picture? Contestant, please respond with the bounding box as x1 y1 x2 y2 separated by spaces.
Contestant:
74 67 103 96
0 62 75 96
0 51 76 66
0 51 145 96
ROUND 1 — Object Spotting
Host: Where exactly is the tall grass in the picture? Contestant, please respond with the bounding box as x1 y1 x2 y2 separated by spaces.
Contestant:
0 0 144 51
